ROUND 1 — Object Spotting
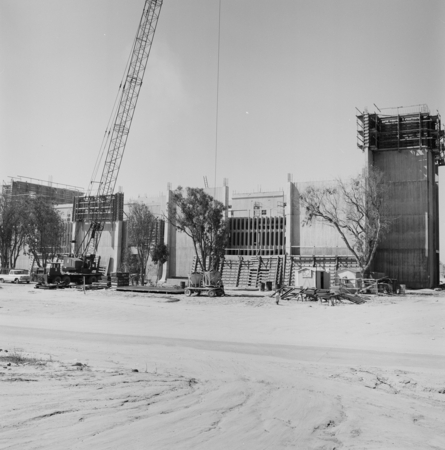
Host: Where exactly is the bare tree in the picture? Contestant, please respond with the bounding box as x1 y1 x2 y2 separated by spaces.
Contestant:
127 202 158 285
0 195 28 269
167 187 228 272
299 168 391 274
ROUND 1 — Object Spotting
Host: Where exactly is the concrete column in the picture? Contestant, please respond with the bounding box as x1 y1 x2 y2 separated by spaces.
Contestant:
268 216 272 254
246 215 249 255
113 220 122 273
285 181 299 255
71 221 78 255
161 189 173 283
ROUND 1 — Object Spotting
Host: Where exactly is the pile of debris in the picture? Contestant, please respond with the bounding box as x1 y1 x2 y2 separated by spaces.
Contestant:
277 286 367 305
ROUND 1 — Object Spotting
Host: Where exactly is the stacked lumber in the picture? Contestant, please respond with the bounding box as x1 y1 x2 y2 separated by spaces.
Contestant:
238 260 251 286
92 276 111 289
220 258 241 287
339 292 366 304
110 272 130 287
256 257 274 287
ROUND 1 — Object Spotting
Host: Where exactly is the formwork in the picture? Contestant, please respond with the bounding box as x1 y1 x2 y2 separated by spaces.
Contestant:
72 192 124 222
226 216 286 256
357 106 444 288
191 255 358 289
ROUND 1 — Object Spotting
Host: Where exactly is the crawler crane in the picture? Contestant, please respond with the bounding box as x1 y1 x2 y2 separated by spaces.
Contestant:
44 0 163 285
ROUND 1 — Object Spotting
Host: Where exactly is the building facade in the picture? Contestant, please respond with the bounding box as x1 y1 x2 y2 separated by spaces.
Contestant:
357 106 444 288
7 102 444 289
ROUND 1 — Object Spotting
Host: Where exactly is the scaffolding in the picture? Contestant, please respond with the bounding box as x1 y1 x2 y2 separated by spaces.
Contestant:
357 108 444 165
2 176 83 203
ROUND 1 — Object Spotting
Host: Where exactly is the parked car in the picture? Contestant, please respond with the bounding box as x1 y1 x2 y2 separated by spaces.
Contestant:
0 269 31 284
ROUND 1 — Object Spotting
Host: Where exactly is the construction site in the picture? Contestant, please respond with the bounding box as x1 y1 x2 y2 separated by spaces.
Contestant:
0 0 443 293
2 1 445 449
4 104 445 290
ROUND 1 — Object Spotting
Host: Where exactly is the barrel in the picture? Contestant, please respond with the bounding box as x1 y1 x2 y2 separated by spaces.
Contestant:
265 281 273 291
180 281 186 289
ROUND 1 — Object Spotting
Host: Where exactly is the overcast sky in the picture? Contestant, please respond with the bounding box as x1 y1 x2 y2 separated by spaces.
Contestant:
1 0 444 198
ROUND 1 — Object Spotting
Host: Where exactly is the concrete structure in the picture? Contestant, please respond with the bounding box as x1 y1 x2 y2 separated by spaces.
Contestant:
55 204 75 255
56 204 74 223
227 191 286 256
115 183 353 282
227 216 286 256
227 186 351 258
72 221 123 274
2 176 83 203
230 190 285 217
126 193 168 219
357 106 444 288
8 102 444 289
285 181 352 257
71 192 125 274
1 179 83 271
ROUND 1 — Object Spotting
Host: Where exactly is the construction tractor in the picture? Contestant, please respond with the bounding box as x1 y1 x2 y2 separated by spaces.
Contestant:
36 255 102 285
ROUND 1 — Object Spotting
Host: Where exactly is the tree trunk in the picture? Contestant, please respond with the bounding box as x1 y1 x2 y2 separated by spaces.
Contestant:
156 261 163 285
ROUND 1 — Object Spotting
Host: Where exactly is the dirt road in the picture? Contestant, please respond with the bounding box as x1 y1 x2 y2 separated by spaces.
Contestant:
1 285 444 449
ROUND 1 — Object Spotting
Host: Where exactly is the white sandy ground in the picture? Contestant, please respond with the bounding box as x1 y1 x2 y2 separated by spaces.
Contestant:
0 284 444 450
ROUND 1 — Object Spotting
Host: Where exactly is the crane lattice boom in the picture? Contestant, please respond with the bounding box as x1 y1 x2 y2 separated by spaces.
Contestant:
97 0 162 198
75 0 163 258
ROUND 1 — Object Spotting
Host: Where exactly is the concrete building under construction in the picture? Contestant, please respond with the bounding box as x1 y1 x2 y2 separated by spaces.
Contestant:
5 106 443 289
2 176 83 203
357 105 444 288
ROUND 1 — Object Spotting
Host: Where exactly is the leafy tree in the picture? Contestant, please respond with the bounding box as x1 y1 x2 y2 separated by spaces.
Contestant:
0 195 28 269
168 187 229 272
151 242 168 284
120 247 140 274
127 202 158 285
299 168 391 274
26 197 65 268
151 242 168 265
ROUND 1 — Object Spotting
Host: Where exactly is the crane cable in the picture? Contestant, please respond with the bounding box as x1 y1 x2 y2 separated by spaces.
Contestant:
81 5 147 256
214 0 222 193
87 8 143 196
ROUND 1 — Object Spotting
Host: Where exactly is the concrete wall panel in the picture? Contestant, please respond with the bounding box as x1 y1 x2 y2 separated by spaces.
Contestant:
293 181 352 256
374 150 427 182
374 249 428 289
371 126 439 287
381 214 426 250
384 181 427 215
